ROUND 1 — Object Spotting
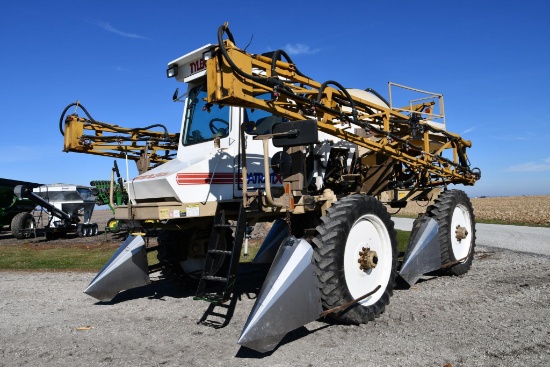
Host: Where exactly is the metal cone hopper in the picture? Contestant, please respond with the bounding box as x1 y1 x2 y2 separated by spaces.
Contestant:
84 235 150 302
399 216 442 286
238 236 322 353
252 219 288 264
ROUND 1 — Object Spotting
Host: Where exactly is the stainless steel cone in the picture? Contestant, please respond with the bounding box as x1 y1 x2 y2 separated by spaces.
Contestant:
84 235 150 302
238 237 322 353
399 216 441 286
252 219 288 264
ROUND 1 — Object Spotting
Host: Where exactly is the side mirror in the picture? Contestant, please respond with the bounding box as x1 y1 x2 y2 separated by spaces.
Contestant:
172 88 179 102
246 116 284 136
272 119 318 147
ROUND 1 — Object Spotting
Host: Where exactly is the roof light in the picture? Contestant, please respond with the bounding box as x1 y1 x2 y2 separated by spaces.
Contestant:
202 50 213 61
166 64 179 78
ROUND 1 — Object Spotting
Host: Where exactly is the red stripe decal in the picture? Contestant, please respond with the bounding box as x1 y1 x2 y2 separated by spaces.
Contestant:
176 173 238 185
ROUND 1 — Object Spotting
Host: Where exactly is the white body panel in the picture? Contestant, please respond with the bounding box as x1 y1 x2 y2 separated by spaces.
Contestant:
128 101 285 206
128 46 392 209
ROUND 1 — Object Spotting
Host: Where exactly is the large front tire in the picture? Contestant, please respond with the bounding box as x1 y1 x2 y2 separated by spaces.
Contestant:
426 189 476 276
313 195 398 324
11 212 35 239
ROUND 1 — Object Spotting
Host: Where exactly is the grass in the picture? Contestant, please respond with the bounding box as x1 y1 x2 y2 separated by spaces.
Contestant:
0 245 119 271
396 230 410 253
0 230 412 271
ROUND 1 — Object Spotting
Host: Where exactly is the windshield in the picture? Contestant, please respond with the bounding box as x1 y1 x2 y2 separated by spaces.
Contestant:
182 85 229 146
242 93 286 134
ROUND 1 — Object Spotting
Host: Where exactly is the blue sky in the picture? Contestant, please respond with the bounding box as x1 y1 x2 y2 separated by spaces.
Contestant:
1 1 549 197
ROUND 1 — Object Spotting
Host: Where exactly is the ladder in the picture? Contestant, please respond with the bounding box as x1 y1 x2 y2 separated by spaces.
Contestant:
195 204 246 303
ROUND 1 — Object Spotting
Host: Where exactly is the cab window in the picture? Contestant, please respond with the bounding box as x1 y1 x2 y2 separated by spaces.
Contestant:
182 85 229 146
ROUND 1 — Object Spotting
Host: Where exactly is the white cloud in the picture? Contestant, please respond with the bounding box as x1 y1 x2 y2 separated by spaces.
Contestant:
491 135 530 141
461 127 475 135
95 21 150 40
491 131 550 141
284 43 320 56
506 157 550 172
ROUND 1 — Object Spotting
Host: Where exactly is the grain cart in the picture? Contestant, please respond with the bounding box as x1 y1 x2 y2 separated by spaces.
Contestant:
15 183 100 240
0 178 41 239
91 161 130 233
60 23 480 352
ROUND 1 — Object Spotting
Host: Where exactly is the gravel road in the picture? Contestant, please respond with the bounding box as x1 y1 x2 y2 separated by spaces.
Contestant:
393 217 550 256
1 214 550 366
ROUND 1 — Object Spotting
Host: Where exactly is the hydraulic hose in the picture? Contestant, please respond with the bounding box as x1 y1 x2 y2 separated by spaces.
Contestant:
365 88 390 107
269 49 309 79
217 24 363 128
217 24 285 89
59 102 172 141
58 102 96 136
216 24 474 177
315 80 358 124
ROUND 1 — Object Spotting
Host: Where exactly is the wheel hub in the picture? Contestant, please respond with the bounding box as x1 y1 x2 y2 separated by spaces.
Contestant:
455 225 468 241
358 247 378 271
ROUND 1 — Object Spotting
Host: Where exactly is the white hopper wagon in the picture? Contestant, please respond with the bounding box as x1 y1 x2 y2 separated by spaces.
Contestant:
15 183 99 240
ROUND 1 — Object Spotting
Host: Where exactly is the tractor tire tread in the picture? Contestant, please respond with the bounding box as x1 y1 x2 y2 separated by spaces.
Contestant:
427 189 476 276
312 195 397 325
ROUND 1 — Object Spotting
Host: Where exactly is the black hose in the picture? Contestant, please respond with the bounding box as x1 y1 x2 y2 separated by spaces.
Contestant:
58 102 97 136
365 88 390 107
216 24 474 176
59 102 172 141
217 24 282 88
389 174 416 189
269 49 309 79
315 80 358 124
218 24 364 128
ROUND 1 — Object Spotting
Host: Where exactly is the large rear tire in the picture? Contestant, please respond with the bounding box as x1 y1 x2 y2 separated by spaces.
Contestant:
313 195 398 324
426 189 476 276
11 212 35 240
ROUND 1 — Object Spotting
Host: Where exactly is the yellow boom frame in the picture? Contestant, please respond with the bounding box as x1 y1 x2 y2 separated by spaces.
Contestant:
205 29 478 188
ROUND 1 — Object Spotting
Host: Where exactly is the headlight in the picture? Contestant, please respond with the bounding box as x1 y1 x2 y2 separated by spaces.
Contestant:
202 50 213 61
166 64 179 78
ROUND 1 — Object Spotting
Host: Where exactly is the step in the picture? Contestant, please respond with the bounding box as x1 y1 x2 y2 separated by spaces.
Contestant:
194 293 226 303
202 275 228 283
213 223 236 229
208 249 232 255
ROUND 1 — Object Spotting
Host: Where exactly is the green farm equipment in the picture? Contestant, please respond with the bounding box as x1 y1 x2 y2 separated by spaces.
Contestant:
0 178 41 239
90 161 129 233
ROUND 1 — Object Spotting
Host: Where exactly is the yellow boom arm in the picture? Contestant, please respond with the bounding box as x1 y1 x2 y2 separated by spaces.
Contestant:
204 24 480 188
60 102 179 173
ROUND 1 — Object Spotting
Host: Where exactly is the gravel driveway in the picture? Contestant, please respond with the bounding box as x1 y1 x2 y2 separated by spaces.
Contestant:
1 242 549 367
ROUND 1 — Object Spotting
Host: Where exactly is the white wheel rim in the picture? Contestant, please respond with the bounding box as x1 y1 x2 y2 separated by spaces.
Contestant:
344 214 393 306
450 204 473 261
